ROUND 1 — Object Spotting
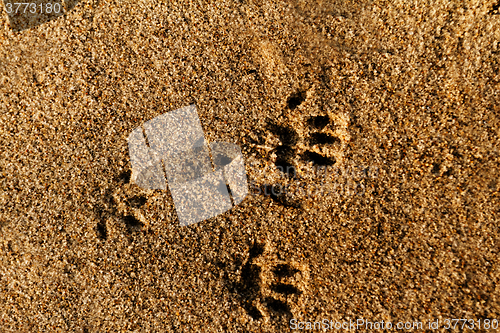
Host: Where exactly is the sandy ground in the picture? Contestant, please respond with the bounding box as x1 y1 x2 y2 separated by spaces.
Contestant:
0 0 499 331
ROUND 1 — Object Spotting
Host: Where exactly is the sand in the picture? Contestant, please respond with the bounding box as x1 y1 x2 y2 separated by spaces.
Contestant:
0 0 499 331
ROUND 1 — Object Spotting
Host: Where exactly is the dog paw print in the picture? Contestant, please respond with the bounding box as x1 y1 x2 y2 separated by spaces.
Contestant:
245 84 350 206
246 113 339 171
284 86 349 170
489 1 500 14
94 170 149 242
260 262 305 319
234 242 308 321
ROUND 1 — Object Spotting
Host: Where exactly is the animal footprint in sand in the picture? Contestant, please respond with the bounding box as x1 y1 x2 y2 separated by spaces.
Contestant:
245 87 349 207
94 170 148 241
235 243 308 320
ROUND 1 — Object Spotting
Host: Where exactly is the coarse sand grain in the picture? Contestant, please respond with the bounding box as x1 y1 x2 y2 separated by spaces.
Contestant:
0 0 499 331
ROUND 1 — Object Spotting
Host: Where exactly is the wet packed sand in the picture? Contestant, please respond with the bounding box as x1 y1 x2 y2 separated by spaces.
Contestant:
0 0 499 331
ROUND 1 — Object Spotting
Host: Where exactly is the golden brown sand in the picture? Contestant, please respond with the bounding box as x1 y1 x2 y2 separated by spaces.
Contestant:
0 0 499 331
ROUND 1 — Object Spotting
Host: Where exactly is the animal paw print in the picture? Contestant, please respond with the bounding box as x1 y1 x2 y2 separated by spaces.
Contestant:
281 84 349 171
94 170 149 242
235 242 308 320
489 1 500 14
246 83 350 206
